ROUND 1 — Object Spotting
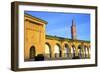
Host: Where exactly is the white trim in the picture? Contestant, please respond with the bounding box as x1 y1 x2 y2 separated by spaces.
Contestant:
18 5 96 68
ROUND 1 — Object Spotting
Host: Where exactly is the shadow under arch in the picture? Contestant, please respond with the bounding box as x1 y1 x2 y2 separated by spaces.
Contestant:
84 45 89 58
78 45 83 59
64 44 70 58
71 45 76 58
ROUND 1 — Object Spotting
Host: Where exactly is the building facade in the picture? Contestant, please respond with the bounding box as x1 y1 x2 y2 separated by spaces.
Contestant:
24 13 90 61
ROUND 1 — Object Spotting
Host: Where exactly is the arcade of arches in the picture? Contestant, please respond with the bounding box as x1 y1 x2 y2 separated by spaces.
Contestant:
24 13 90 61
45 35 90 60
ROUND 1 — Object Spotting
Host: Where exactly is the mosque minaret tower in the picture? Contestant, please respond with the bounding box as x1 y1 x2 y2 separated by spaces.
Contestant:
71 19 77 40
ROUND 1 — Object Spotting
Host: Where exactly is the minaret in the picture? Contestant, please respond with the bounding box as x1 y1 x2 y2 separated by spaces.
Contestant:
71 19 77 40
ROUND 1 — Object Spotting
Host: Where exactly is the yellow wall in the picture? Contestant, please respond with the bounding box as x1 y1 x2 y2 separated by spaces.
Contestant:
24 15 47 60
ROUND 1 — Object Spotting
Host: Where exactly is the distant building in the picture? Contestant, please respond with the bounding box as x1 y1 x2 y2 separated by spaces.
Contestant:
24 13 90 61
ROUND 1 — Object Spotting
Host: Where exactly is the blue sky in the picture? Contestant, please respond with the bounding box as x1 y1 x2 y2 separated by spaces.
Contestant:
25 11 90 41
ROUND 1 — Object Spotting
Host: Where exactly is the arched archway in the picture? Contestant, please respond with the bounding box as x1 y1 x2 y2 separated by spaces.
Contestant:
88 46 91 58
30 46 36 59
45 43 51 58
84 45 88 58
64 44 70 58
78 45 82 59
71 45 76 58
54 44 61 58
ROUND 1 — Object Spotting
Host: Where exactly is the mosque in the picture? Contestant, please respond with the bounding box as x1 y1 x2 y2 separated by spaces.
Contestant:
24 13 90 61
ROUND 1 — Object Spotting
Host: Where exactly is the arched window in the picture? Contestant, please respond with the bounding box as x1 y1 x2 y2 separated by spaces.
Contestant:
78 45 82 59
45 43 51 58
30 46 36 59
71 45 76 58
64 44 69 58
54 44 61 58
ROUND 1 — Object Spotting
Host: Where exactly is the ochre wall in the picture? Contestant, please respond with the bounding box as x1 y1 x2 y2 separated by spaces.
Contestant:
24 15 46 60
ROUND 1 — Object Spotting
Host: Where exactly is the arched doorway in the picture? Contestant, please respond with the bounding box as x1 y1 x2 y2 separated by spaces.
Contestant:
54 44 61 58
45 43 51 58
71 45 76 58
64 44 69 58
30 46 36 59
78 45 82 59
